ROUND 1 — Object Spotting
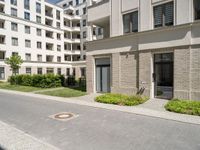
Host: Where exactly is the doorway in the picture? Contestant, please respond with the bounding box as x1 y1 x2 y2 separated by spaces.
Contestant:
153 53 173 99
95 58 111 93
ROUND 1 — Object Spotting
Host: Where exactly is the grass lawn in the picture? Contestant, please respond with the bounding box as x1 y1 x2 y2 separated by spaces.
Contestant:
165 99 200 116
95 93 149 106
37 87 86 98
0 82 46 92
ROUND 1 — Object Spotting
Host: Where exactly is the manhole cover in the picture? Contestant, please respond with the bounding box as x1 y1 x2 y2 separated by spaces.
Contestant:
49 112 78 122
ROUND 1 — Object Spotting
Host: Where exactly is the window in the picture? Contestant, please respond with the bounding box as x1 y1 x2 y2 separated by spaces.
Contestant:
24 0 30 10
76 0 79 5
37 54 42 61
0 51 5 60
25 39 31 48
11 8 17 17
12 52 18 56
72 68 76 76
0 35 5 44
82 19 86 27
37 28 42 36
36 16 41 23
83 31 87 38
12 37 18 46
11 0 17 6
36 2 41 14
57 68 61 75
25 53 31 61
46 68 54 74
57 33 61 40
56 22 60 28
0 67 5 80
194 0 200 20
57 45 61 51
11 22 18 31
24 12 30 20
37 42 42 49
25 26 30 34
56 10 60 20
76 10 79 15
66 68 70 76
81 67 86 77
69 1 73 6
57 56 61 62
123 11 138 34
37 68 42 74
154 2 174 28
83 7 86 15
26 67 31 75
98 28 103 35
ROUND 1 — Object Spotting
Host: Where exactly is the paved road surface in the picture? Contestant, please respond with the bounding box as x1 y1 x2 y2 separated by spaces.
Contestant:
0 91 200 150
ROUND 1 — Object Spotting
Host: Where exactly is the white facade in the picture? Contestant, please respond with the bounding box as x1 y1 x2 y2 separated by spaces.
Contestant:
0 0 86 80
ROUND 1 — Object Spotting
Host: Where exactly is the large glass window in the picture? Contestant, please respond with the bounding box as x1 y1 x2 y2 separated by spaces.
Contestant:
11 8 17 17
154 2 174 28
11 0 17 6
24 0 30 10
11 22 18 31
194 0 200 20
123 11 138 34
36 2 41 14
24 12 30 20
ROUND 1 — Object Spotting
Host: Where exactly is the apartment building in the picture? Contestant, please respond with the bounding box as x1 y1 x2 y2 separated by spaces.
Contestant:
86 0 200 100
0 0 86 81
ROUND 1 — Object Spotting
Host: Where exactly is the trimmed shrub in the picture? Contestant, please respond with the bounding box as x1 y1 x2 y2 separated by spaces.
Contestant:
95 93 149 106
9 74 62 88
165 99 200 116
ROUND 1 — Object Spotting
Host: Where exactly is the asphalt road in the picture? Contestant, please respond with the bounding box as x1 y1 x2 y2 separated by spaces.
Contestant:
0 91 200 150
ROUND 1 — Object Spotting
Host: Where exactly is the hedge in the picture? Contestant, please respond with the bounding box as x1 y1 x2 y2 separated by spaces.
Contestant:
9 74 62 88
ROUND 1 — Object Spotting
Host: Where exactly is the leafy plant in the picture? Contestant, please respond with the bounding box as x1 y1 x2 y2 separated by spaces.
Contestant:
5 55 23 76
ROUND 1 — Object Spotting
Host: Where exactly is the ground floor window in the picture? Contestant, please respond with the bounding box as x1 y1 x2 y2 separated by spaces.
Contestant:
0 67 5 80
57 68 61 75
72 68 76 76
37 68 42 75
80 67 86 77
26 67 31 75
47 68 54 74
66 68 70 76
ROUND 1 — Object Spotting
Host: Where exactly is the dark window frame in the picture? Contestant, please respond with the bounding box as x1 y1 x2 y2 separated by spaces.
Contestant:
123 11 138 34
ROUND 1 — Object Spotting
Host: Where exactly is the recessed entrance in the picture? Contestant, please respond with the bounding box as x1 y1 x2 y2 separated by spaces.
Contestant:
153 53 173 99
95 58 111 93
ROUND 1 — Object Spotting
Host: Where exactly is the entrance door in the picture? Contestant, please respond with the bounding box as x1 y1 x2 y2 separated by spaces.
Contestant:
96 58 111 93
153 53 173 99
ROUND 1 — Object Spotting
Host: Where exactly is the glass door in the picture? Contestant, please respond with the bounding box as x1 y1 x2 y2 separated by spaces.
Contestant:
154 53 173 99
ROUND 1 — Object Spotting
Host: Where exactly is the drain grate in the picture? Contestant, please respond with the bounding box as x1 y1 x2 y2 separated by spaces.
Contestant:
49 112 78 122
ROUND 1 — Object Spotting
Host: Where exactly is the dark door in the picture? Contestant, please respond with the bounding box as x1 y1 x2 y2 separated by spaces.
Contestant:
95 58 111 93
153 53 173 99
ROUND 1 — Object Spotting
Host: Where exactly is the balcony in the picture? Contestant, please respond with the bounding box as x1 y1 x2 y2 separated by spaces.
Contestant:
45 18 53 27
46 43 54 51
64 5 75 15
46 55 54 62
88 0 110 39
46 31 54 39
45 6 53 18
88 0 110 24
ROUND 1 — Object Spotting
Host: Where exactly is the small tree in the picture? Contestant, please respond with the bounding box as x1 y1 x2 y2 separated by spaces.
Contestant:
5 55 23 76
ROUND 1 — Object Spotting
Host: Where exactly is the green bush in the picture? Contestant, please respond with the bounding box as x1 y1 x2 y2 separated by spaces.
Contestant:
95 93 149 106
165 99 200 116
9 74 62 88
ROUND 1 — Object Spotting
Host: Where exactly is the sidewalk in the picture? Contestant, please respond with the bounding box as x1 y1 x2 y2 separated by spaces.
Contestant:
0 120 58 150
0 89 200 125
